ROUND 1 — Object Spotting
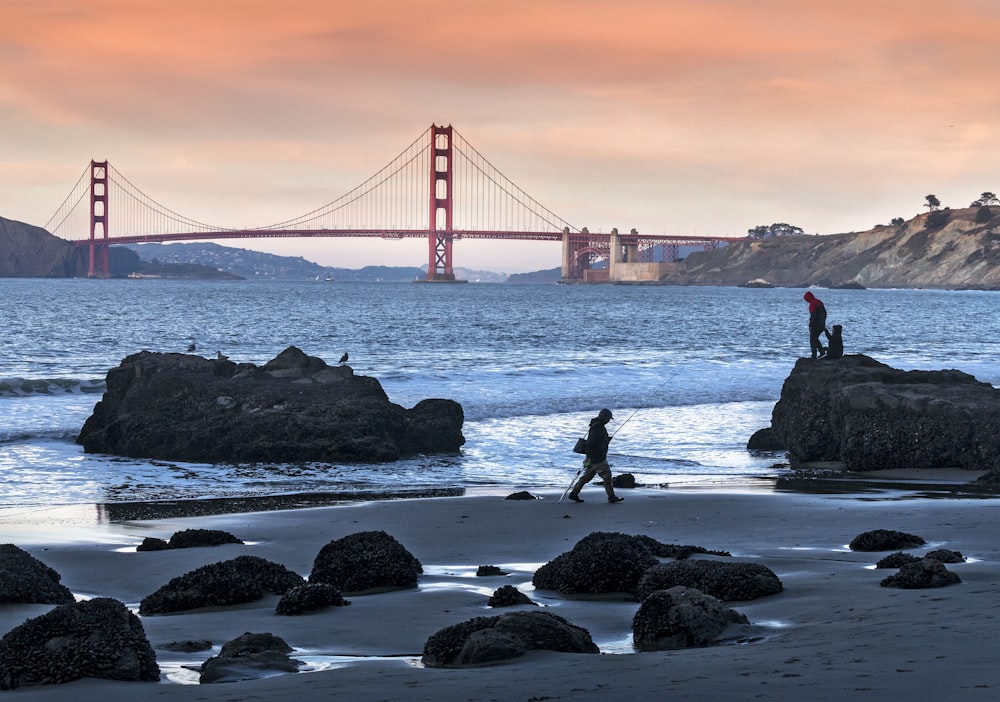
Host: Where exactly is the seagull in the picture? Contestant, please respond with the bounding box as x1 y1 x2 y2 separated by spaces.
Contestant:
186 341 196 352
339 352 349 364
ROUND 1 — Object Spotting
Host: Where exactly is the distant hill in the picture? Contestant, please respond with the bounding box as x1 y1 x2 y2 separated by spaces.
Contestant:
658 207 1000 289
507 267 561 284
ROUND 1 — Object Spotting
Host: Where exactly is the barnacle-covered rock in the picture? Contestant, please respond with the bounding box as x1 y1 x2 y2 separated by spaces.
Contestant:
0 597 159 689
636 559 783 602
276 583 351 615
875 551 921 569
0 544 75 605
308 530 422 594
136 529 243 552
632 586 749 651
487 584 535 608
422 611 597 667
531 532 659 596
880 558 961 589
139 555 304 614
849 529 926 552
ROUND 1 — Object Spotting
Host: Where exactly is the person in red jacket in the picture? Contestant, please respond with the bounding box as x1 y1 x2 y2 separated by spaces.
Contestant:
803 291 827 359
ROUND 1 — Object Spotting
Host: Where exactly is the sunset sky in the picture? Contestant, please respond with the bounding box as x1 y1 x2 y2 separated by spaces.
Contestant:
3 0 999 273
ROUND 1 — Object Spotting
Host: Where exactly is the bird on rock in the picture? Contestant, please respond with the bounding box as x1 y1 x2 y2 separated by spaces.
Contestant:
339 352 349 364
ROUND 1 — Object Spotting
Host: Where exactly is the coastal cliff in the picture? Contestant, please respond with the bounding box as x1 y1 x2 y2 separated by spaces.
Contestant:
658 207 1000 289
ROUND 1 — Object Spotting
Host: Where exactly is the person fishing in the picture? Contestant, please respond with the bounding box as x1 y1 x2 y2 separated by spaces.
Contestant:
567 408 625 504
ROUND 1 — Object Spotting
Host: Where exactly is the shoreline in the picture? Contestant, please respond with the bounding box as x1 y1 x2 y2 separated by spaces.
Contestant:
3 477 1000 700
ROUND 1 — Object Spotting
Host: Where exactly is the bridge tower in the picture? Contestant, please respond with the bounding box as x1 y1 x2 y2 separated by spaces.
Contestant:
426 124 456 282
88 160 109 278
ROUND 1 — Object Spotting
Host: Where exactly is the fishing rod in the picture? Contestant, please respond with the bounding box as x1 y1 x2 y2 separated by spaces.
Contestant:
609 365 681 439
558 366 680 503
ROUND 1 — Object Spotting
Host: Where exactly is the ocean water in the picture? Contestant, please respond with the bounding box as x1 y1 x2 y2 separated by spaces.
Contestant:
1 279 998 512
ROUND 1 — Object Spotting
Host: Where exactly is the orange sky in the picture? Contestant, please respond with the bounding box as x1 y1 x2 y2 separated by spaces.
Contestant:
3 0 1000 273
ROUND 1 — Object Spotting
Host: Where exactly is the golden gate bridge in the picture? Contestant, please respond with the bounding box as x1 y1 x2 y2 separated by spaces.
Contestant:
45 124 744 282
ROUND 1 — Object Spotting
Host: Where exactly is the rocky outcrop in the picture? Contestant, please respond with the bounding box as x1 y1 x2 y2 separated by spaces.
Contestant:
0 598 159 689
0 544 75 605
0 217 78 278
632 586 750 651
76 346 465 464
487 585 536 607
139 555 305 615
658 207 1000 289
765 354 1000 472
275 583 351 615
199 632 301 684
308 530 423 595
636 560 783 602
849 529 926 552
421 611 599 667
880 558 961 589
136 528 243 551
532 532 660 596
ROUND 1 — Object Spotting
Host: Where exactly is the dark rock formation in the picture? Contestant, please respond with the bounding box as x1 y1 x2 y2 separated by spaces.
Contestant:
924 548 965 563
199 632 301 684
275 583 351 615
532 532 660 596
0 544 75 605
136 528 243 551
746 427 784 451
139 555 305 614
504 491 536 500
612 472 636 488
308 530 423 594
632 585 750 651
849 529 926 552
875 552 921 569
636 560 783 602
766 354 1000 471
487 585 535 607
476 565 505 576
421 611 598 667
0 597 159 689
76 346 465 464
880 558 961 589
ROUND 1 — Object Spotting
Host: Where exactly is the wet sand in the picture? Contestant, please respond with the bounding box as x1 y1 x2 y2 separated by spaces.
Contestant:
3 476 999 701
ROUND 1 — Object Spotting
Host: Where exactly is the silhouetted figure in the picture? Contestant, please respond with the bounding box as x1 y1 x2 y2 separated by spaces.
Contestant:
216 351 229 361
824 324 844 360
187 341 196 352
567 408 624 504
339 352 349 364
803 291 827 359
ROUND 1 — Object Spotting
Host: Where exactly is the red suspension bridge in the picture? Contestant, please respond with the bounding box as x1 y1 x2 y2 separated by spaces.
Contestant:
46 124 743 282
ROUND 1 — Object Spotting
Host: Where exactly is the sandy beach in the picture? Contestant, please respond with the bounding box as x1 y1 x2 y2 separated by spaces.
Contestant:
3 476 999 701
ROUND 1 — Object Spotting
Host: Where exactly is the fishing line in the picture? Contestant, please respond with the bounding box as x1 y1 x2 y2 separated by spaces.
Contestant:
610 365 682 439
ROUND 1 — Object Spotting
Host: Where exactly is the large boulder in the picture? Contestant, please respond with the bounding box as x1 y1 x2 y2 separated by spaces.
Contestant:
0 544 75 605
765 354 1000 471
632 586 750 651
421 611 599 667
636 559 783 602
76 346 465 463
139 555 305 615
308 530 423 594
0 597 159 689
532 532 660 596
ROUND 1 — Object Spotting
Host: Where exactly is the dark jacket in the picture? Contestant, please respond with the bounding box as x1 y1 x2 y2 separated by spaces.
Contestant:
585 417 611 462
804 291 827 332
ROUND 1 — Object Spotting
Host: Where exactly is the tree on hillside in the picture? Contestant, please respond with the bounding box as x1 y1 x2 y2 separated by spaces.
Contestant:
971 192 998 207
891 217 905 226
747 223 805 239
925 194 941 212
